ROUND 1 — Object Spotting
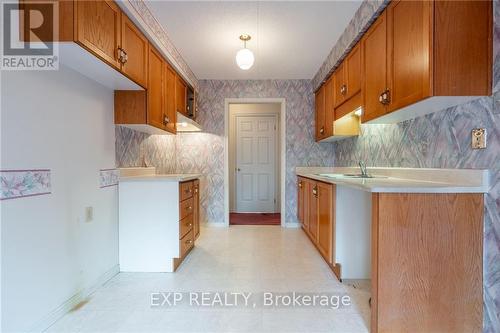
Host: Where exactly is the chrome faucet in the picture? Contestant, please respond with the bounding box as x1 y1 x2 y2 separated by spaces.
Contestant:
359 161 368 178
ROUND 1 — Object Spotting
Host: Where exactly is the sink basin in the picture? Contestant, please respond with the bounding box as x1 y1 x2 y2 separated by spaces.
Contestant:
315 173 388 179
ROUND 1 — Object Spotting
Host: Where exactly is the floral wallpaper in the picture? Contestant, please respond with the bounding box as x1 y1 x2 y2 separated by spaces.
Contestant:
115 80 335 225
0 169 51 200
115 126 176 174
312 0 389 90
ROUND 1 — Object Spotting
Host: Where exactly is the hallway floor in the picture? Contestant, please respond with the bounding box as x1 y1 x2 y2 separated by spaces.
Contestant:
46 226 370 333
230 213 281 225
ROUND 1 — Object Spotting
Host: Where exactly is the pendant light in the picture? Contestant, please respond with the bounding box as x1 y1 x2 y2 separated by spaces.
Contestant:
236 34 254 70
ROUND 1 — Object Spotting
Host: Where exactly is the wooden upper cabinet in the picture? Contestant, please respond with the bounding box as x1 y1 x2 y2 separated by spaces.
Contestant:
315 85 326 141
75 0 121 69
333 63 345 108
361 12 387 123
433 0 492 96
121 13 148 88
360 0 491 123
387 0 432 112
317 182 333 263
147 46 165 130
324 78 334 137
334 43 361 109
164 63 177 134
345 43 361 100
176 76 187 115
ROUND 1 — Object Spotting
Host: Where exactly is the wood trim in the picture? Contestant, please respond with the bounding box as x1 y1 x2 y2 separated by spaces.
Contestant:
371 193 379 333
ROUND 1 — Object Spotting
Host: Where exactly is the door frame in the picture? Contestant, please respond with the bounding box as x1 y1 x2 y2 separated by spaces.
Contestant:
224 98 286 227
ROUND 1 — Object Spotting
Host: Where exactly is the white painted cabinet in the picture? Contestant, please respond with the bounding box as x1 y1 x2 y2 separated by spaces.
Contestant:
118 174 200 272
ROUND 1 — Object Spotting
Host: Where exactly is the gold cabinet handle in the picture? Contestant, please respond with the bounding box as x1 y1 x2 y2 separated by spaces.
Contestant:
319 127 324 134
298 181 302 188
340 84 347 96
185 239 193 245
379 89 391 105
312 186 318 196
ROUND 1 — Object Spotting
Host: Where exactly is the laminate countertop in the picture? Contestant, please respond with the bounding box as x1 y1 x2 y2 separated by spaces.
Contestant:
120 174 201 182
296 167 490 193
118 167 200 182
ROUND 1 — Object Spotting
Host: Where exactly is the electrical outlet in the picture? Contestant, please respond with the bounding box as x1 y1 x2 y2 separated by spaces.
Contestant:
85 206 93 223
471 128 487 149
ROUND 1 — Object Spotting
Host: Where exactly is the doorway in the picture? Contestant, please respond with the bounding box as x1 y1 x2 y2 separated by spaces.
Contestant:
228 103 282 225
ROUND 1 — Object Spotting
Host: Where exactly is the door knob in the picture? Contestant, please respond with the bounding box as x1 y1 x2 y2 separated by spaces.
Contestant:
237 168 241 171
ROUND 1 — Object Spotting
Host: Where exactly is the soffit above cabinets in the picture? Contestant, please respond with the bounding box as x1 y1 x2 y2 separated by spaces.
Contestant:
146 1 362 80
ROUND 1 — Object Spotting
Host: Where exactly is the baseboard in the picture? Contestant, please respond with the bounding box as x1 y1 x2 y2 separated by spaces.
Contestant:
29 264 120 333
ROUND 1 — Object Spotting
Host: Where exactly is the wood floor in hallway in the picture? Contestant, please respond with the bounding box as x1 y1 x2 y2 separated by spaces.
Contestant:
46 226 370 333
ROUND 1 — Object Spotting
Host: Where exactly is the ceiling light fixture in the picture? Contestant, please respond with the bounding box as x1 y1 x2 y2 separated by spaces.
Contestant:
236 34 254 70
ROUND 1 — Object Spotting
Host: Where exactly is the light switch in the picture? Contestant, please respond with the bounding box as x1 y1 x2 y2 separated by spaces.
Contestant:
471 128 487 149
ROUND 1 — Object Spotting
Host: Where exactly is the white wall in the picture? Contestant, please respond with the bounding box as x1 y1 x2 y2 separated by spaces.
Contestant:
1 66 118 332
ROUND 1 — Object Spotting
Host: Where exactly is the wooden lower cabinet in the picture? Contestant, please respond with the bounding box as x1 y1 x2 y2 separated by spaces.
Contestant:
193 179 200 239
174 179 200 270
317 182 333 264
371 193 483 333
297 177 334 265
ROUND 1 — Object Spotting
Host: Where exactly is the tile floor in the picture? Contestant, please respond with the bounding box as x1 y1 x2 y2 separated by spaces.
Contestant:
46 226 370 333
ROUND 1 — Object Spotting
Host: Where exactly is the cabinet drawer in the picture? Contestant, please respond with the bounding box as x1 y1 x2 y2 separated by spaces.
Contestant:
180 181 194 201
179 229 194 258
180 197 194 220
179 214 193 239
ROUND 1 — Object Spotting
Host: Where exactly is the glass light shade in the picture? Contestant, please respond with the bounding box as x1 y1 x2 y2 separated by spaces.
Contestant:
236 48 254 70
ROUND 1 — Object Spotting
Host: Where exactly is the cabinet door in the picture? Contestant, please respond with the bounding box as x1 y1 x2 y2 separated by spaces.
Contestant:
121 13 148 88
76 0 121 69
308 181 318 242
317 182 333 263
303 180 311 232
164 63 177 134
324 78 334 137
193 180 200 240
346 43 362 99
297 177 305 225
387 0 432 112
176 76 187 115
361 12 387 123
315 85 325 141
147 46 165 130
333 64 346 108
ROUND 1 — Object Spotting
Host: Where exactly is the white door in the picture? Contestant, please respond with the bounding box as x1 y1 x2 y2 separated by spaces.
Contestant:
235 115 277 213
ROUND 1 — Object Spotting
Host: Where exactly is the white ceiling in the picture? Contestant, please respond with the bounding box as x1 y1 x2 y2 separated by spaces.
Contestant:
147 1 362 80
